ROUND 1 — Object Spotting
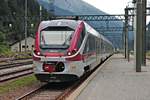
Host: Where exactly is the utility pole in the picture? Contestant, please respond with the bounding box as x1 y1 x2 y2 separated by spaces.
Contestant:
141 0 147 66
124 7 129 61
124 22 127 58
122 25 125 52
135 0 143 72
39 5 42 21
25 0 27 52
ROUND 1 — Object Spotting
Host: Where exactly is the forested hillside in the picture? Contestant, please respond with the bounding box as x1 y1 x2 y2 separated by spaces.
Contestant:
0 0 51 44
0 0 51 55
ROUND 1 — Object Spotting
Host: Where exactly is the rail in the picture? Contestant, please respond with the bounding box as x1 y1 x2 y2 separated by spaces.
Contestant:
0 61 33 82
16 54 112 100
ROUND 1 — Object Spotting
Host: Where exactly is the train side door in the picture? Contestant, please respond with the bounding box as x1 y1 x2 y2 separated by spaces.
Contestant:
96 38 100 62
83 36 90 66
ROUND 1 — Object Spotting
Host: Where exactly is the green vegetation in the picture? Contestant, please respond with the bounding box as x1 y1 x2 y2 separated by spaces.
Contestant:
146 51 150 57
0 45 11 56
9 51 32 59
0 31 11 56
0 75 38 94
0 0 40 41
0 0 52 56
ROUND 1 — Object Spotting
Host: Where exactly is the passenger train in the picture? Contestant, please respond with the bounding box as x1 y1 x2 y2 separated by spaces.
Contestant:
33 19 114 82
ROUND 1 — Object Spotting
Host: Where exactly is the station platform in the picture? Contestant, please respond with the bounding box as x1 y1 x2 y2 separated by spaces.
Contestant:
76 54 150 100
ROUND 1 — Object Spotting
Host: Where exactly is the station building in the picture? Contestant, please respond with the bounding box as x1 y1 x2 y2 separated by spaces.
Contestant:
10 36 34 52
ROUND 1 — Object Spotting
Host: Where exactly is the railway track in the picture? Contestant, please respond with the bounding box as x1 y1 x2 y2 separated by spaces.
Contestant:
0 59 32 70
16 78 85 100
0 61 33 82
0 66 33 82
16 55 111 100
16 82 72 100
0 58 32 66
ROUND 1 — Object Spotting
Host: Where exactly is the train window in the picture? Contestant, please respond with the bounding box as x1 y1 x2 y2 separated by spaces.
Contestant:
40 26 74 49
89 34 95 52
81 25 85 39
83 34 97 54
83 37 90 53
77 26 86 49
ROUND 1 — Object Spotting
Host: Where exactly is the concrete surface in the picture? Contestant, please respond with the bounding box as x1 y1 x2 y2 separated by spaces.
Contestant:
76 54 150 100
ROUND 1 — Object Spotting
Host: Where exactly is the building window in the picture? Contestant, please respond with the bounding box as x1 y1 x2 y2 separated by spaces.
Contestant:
22 45 28 48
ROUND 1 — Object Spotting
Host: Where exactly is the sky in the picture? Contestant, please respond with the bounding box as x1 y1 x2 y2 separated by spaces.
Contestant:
82 0 150 24
82 0 131 14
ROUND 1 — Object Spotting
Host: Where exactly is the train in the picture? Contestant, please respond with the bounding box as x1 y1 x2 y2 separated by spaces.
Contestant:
33 19 114 82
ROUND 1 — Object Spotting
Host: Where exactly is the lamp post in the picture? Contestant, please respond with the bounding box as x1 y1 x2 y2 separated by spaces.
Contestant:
40 5 42 21
124 7 129 61
25 0 27 52
9 23 12 28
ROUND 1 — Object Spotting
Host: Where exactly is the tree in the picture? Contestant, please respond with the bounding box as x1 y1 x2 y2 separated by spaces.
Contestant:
0 31 5 43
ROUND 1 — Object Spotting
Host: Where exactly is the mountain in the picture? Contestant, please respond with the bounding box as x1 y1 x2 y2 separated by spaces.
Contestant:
37 0 106 15
37 0 133 49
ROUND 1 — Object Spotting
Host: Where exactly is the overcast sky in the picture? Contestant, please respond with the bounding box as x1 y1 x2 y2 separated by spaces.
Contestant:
82 0 132 14
82 0 150 24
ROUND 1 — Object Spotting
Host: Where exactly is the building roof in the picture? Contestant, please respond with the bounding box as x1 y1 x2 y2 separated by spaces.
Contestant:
10 36 35 46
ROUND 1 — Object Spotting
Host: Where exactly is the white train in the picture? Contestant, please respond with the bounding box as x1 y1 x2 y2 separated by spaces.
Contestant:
33 19 114 82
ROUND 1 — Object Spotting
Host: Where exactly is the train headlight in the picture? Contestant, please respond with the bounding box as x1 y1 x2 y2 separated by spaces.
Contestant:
37 51 40 56
34 50 41 56
67 52 71 56
67 49 77 56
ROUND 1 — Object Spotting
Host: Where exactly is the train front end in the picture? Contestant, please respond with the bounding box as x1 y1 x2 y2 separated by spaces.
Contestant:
33 20 85 82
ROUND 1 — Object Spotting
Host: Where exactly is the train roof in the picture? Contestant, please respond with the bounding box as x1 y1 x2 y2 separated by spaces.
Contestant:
38 19 113 46
38 19 81 31
84 21 113 46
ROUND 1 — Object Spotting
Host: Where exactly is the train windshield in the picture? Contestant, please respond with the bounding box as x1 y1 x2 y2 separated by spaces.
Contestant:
40 27 74 49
